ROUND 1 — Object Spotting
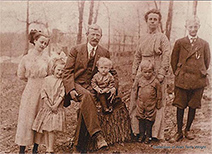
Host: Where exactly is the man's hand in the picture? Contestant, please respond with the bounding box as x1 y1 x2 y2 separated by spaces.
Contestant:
157 74 165 83
70 90 79 102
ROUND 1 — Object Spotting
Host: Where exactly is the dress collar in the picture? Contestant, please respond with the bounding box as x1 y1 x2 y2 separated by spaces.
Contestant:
147 28 159 34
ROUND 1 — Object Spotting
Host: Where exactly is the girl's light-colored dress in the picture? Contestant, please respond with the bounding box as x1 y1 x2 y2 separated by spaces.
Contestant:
32 75 66 133
15 50 50 146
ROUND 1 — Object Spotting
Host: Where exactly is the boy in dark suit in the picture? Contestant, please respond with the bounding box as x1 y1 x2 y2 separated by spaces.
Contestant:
170 16 210 142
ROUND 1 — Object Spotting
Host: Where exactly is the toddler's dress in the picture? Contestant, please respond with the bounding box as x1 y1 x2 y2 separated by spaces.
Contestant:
32 75 66 133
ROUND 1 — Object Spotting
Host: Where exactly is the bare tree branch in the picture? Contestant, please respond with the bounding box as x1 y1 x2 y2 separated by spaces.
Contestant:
24 0 29 55
77 0 85 44
93 1 100 24
193 0 198 16
137 8 141 39
103 2 111 50
88 0 94 25
165 0 174 40
154 0 158 9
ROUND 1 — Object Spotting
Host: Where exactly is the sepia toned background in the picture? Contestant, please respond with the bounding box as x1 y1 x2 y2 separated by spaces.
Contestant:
0 1 212 153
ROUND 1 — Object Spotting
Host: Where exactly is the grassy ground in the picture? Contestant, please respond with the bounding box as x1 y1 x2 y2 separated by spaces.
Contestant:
0 56 211 153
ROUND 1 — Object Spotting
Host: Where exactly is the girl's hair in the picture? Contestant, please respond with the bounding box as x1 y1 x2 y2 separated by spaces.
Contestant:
29 29 50 45
140 60 154 71
96 57 112 69
144 9 162 22
51 58 66 74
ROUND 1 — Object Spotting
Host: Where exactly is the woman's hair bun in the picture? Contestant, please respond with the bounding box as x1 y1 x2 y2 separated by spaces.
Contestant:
29 29 37 45
28 29 42 45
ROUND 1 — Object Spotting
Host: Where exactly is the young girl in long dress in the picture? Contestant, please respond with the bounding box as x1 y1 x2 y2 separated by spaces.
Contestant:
32 58 66 154
15 29 50 154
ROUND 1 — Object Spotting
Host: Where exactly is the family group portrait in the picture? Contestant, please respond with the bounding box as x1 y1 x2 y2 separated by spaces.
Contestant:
0 0 211 153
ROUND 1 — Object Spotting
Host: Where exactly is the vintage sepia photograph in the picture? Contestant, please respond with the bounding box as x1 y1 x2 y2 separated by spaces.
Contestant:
0 0 211 153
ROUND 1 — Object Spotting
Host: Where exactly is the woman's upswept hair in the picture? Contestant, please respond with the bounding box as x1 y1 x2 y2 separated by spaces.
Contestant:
28 29 50 45
144 9 162 22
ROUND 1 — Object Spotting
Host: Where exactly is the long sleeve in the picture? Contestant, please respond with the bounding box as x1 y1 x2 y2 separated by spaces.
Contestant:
204 41 211 70
17 56 27 81
108 74 115 89
91 75 101 92
155 80 162 109
59 84 65 98
40 78 48 99
62 47 78 94
54 82 65 105
132 43 142 76
129 79 139 115
171 40 180 75
158 34 171 76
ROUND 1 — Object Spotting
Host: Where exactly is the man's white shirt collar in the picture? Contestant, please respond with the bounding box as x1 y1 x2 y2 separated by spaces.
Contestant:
188 35 198 43
87 43 97 54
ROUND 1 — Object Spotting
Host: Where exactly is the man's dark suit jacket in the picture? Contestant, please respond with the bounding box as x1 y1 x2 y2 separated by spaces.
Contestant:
62 43 118 106
171 36 210 90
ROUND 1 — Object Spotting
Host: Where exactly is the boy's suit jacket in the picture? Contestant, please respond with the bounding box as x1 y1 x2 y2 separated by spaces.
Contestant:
171 36 210 90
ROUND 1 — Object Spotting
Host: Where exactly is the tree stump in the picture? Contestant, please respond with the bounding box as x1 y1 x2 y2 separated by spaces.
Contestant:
87 96 132 151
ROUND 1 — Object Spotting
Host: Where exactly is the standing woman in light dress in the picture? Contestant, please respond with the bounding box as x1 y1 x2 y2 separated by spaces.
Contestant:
130 9 171 141
15 29 50 154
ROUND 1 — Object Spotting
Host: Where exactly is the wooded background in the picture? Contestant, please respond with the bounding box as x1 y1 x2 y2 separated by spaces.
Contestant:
0 1 211 58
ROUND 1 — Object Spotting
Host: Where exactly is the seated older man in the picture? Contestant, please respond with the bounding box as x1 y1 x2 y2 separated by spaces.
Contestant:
62 24 118 152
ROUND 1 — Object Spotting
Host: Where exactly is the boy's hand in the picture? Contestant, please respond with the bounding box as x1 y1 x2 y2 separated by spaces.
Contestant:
51 104 58 113
108 87 116 100
98 89 103 94
157 74 165 83
109 87 116 95
102 88 110 93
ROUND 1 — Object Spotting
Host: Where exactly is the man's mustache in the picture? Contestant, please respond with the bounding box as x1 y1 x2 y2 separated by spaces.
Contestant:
91 39 99 42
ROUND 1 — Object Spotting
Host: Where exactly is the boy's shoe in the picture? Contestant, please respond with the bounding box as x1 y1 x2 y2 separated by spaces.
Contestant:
169 132 183 143
131 134 139 142
184 130 195 140
144 137 151 144
108 106 113 113
105 108 110 112
151 137 159 142
71 146 81 154
137 135 145 143
103 108 110 114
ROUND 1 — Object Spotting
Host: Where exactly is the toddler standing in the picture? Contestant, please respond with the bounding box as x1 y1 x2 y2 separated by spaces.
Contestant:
91 57 116 113
32 58 66 153
131 60 162 144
